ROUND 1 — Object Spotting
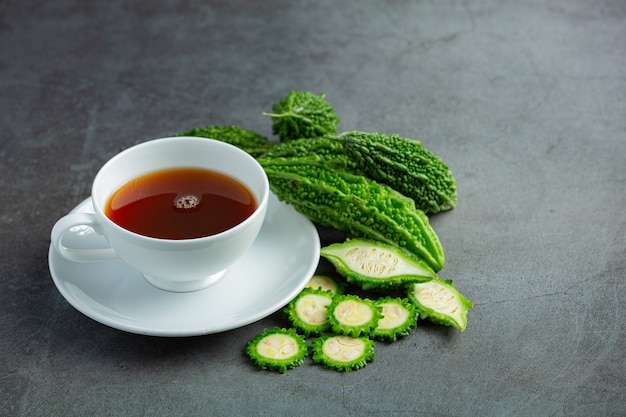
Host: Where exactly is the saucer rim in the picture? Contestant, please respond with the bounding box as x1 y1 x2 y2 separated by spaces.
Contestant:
48 194 320 337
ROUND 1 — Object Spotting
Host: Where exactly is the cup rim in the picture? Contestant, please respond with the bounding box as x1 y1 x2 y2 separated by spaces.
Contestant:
91 136 270 244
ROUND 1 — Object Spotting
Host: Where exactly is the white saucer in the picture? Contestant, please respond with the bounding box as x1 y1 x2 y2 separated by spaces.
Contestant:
48 193 320 337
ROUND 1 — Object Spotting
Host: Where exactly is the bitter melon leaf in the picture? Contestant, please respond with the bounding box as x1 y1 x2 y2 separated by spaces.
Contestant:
311 334 375 372
284 288 333 337
246 327 309 373
407 279 473 331
320 238 437 291
326 294 381 337
371 297 418 341
263 90 340 142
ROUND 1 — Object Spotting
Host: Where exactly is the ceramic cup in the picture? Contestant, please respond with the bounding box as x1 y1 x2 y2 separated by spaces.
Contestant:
51 137 269 292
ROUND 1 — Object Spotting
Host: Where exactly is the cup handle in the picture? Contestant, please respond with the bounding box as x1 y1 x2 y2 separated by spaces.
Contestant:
51 212 119 262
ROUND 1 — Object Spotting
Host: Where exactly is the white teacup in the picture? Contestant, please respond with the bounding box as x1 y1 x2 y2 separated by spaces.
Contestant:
51 137 269 292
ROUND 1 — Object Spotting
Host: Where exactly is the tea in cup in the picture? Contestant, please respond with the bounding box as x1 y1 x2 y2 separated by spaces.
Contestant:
51 137 269 292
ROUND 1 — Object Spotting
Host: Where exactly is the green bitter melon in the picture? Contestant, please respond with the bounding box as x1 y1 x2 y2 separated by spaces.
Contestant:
246 327 309 373
337 131 457 214
311 334 375 372
320 238 437 291
257 157 445 271
259 136 355 171
407 279 473 332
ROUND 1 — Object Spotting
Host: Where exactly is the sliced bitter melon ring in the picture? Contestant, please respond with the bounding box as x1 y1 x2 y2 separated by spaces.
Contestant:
246 327 309 373
326 294 382 337
371 297 418 341
407 279 473 331
284 288 333 337
304 273 344 295
311 334 375 372
320 238 437 291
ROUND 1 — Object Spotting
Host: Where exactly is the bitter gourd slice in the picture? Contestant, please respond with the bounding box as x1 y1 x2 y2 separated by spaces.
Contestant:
311 334 375 372
257 157 445 271
246 327 309 373
337 131 457 214
284 288 333 337
177 125 275 158
263 90 340 142
407 279 473 331
304 274 344 295
320 238 437 291
371 297 417 341
326 294 382 337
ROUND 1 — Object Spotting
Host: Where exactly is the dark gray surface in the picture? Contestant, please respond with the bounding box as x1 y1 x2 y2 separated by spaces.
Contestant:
1 1 625 416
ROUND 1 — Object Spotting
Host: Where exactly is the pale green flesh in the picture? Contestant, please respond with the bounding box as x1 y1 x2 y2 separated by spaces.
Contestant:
410 281 470 329
305 274 341 294
377 302 410 330
322 336 367 363
295 294 333 325
256 334 302 360
333 300 374 327
325 244 433 279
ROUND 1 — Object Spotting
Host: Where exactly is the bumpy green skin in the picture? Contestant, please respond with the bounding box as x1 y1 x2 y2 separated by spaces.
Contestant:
284 288 334 337
263 91 340 142
326 294 382 337
177 125 274 158
311 334 375 372
320 238 437 291
246 327 309 373
407 279 473 332
371 297 418 342
261 137 355 170
337 131 457 214
257 157 445 271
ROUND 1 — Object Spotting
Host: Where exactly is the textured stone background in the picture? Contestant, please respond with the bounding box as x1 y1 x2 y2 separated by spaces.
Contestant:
1 1 625 416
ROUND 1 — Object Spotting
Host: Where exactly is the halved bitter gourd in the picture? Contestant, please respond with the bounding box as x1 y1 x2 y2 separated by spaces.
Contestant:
371 297 418 341
320 238 437 291
326 294 382 337
304 273 344 295
407 279 473 331
311 334 375 372
246 327 309 373
284 288 334 336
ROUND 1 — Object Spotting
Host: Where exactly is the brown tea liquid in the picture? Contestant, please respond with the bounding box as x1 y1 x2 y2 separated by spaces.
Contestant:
105 167 257 240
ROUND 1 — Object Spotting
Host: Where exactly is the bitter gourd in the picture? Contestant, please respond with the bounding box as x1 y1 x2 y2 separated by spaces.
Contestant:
284 288 333 337
337 131 457 214
320 238 437 291
304 274 344 295
311 334 375 372
246 327 309 373
260 136 355 171
326 294 381 337
263 90 340 142
407 279 473 332
257 157 445 271
177 125 274 158
371 297 418 341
